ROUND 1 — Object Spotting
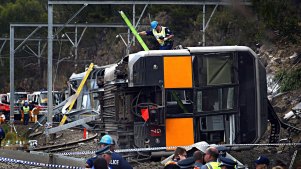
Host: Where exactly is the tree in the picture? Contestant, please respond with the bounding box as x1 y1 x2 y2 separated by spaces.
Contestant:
0 0 47 34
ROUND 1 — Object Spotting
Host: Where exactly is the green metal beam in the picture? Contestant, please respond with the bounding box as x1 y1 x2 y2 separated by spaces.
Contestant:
119 11 149 51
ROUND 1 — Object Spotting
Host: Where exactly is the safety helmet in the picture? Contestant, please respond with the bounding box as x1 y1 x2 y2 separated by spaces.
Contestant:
99 134 113 145
150 21 158 29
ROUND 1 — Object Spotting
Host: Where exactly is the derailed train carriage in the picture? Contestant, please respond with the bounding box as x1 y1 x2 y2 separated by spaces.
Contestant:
68 46 267 149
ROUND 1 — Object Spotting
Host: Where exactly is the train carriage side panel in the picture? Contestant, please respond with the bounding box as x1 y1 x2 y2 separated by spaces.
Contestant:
163 55 194 147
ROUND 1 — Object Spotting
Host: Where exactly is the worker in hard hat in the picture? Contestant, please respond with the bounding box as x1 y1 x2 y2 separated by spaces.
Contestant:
138 20 174 50
86 134 133 169
22 101 30 125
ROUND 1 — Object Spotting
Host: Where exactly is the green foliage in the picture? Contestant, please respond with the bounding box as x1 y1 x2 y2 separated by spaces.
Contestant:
252 0 301 42
148 5 201 38
275 68 301 92
1 124 28 146
203 6 261 46
1 124 9 133
0 0 47 34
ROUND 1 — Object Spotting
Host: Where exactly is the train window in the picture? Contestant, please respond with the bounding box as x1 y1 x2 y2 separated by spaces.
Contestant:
40 93 47 106
197 87 236 112
193 53 237 87
166 90 193 114
200 115 224 131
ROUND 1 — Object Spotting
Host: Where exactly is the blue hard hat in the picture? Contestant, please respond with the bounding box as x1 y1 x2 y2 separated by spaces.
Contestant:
99 134 113 145
151 21 158 29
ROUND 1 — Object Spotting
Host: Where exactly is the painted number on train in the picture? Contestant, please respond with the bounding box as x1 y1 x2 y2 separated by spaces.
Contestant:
150 128 161 137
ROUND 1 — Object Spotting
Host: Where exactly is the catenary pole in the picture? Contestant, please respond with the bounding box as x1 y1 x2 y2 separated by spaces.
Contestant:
9 26 14 124
46 3 53 139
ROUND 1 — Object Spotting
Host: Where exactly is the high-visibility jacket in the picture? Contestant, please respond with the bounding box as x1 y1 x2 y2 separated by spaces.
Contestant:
205 161 221 169
152 26 171 46
23 106 30 114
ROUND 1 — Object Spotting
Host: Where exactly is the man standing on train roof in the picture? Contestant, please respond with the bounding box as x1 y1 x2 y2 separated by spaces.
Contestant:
86 134 133 169
138 20 174 50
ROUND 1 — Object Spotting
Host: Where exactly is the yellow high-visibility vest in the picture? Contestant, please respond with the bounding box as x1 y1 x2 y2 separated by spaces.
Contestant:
205 162 221 169
152 26 167 46
23 106 30 114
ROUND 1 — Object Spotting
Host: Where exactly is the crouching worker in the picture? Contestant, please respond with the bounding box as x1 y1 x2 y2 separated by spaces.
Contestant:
86 134 132 169
86 145 112 169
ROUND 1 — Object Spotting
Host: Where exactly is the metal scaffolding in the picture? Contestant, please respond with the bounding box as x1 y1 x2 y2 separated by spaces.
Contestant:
8 23 131 125
48 0 251 5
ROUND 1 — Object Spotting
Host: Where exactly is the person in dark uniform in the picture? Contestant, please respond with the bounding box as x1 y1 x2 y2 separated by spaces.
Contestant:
255 156 270 169
86 145 111 168
22 101 30 125
0 125 5 147
93 157 108 169
219 156 237 169
177 157 196 169
86 134 132 169
138 21 174 50
164 163 181 169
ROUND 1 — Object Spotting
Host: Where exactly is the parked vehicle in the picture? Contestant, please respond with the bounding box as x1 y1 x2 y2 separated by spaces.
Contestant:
3 92 30 120
0 94 10 120
28 91 63 115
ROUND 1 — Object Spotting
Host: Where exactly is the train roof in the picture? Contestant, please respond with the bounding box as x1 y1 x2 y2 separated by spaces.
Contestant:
129 46 257 62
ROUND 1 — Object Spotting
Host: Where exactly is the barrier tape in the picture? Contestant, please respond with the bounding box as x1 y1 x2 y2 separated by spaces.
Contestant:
1 143 300 167
0 157 84 169
289 150 298 169
57 143 301 156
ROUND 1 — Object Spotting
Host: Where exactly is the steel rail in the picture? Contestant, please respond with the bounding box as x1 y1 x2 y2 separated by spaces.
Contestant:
48 0 252 5
32 133 98 151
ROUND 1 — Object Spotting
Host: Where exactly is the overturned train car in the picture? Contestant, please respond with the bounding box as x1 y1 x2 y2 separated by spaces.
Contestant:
70 46 267 149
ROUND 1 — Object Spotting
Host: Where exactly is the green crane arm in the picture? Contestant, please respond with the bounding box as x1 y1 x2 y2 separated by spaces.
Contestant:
119 11 149 51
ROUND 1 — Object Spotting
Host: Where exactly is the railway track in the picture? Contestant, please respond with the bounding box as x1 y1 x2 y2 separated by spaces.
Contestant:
32 133 98 151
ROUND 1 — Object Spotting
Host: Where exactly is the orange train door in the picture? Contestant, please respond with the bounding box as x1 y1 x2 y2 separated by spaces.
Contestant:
165 118 194 147
163 56 194 147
